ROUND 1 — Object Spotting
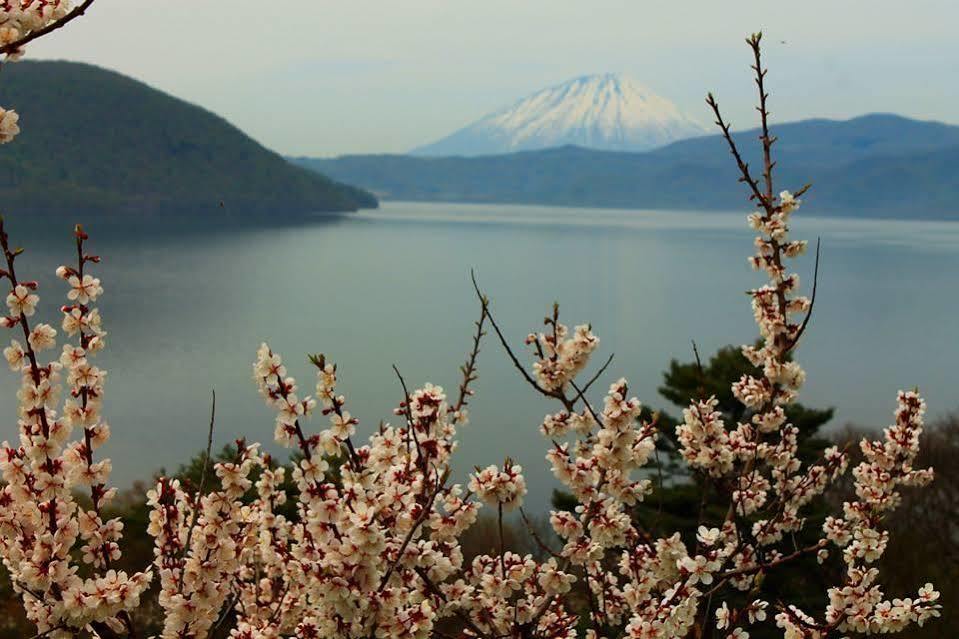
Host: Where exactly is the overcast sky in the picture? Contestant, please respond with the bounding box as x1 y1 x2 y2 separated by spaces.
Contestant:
26 0 959 156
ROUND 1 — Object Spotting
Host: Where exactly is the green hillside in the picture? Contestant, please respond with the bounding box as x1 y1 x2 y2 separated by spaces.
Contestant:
293 114 959 219
0 61 377 216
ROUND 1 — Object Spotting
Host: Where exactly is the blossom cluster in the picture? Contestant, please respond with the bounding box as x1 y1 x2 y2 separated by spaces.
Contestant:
526 307 599 392
1 0 73 56
470 460 527 512
0 222 152 638
140 339 499 639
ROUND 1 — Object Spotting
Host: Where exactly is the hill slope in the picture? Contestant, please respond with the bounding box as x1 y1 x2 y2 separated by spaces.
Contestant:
413 74 707 156
296 114 959 219
0 61 377 216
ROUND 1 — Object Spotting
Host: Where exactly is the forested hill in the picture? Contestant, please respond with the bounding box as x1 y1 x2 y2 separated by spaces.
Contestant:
293 114 959 219
0 61 377 216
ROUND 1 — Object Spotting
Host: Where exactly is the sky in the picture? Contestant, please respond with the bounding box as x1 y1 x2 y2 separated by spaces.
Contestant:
26 0 959 156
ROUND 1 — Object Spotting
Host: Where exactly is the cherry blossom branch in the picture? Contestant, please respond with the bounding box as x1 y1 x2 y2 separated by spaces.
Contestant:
0 0 96 57
706 540 828 596
0 216 63 567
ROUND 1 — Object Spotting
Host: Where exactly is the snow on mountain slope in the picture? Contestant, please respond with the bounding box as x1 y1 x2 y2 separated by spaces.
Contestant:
413 73 709 156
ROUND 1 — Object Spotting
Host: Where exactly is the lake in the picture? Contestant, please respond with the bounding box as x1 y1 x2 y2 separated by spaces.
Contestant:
1 201 957 504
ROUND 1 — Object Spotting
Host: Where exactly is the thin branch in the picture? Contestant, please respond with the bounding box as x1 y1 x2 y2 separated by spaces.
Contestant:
453 289 488 414
377 479 443 591
413 566 494 639
0 0 97 56
497 502 507 577
569 353 614 407
569 379 603 428
705 92 770 212
784 237 821 352
198 389 216 497
25 626 65 639
653 446 665 526
471 270 557 400
691 339 704 376
180 389 216 566
211 593 239 635
391 363 426 471
748 31 775 202
793 183 812 199
691 339 707 399
519 507 562 559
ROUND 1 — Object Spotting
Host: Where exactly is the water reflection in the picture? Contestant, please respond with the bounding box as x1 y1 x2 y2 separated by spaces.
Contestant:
0 203 955 507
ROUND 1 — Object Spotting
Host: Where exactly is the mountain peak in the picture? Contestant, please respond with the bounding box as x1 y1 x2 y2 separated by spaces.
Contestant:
413 74 708 157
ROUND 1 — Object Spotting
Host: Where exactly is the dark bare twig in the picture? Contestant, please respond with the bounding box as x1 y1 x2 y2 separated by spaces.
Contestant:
569 379 603 427
471 271 556 400
179 390 216 568
793 183 812 199
519 508 562 559
691 339 708 400
784 237 821 352
391 363 428 473
747 32 776 202
212 593 239 635
705 93 770 211
198 389 216 497
569 353 614 406
453 287 488 414
691 340 704 376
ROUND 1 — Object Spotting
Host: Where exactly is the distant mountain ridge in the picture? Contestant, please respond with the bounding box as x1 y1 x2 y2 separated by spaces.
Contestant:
0 61 377 216
293 114 959 219
413 73 708 156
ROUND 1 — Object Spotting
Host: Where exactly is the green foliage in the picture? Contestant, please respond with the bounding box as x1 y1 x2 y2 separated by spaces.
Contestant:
0 61 377 216
659 344 834 464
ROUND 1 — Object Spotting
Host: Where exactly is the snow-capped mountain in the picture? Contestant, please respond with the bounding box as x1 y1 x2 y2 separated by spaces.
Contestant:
413 73 709 156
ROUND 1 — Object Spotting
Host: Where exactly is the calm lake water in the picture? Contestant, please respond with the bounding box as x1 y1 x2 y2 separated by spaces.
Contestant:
1 201 957 503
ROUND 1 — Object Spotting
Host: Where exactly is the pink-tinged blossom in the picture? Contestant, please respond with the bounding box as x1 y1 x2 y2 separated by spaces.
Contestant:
470 461 527 511
6 283 38 317
66 273 103 304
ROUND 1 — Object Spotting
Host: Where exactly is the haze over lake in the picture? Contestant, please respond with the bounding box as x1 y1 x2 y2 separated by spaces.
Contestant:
2 202 956 503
